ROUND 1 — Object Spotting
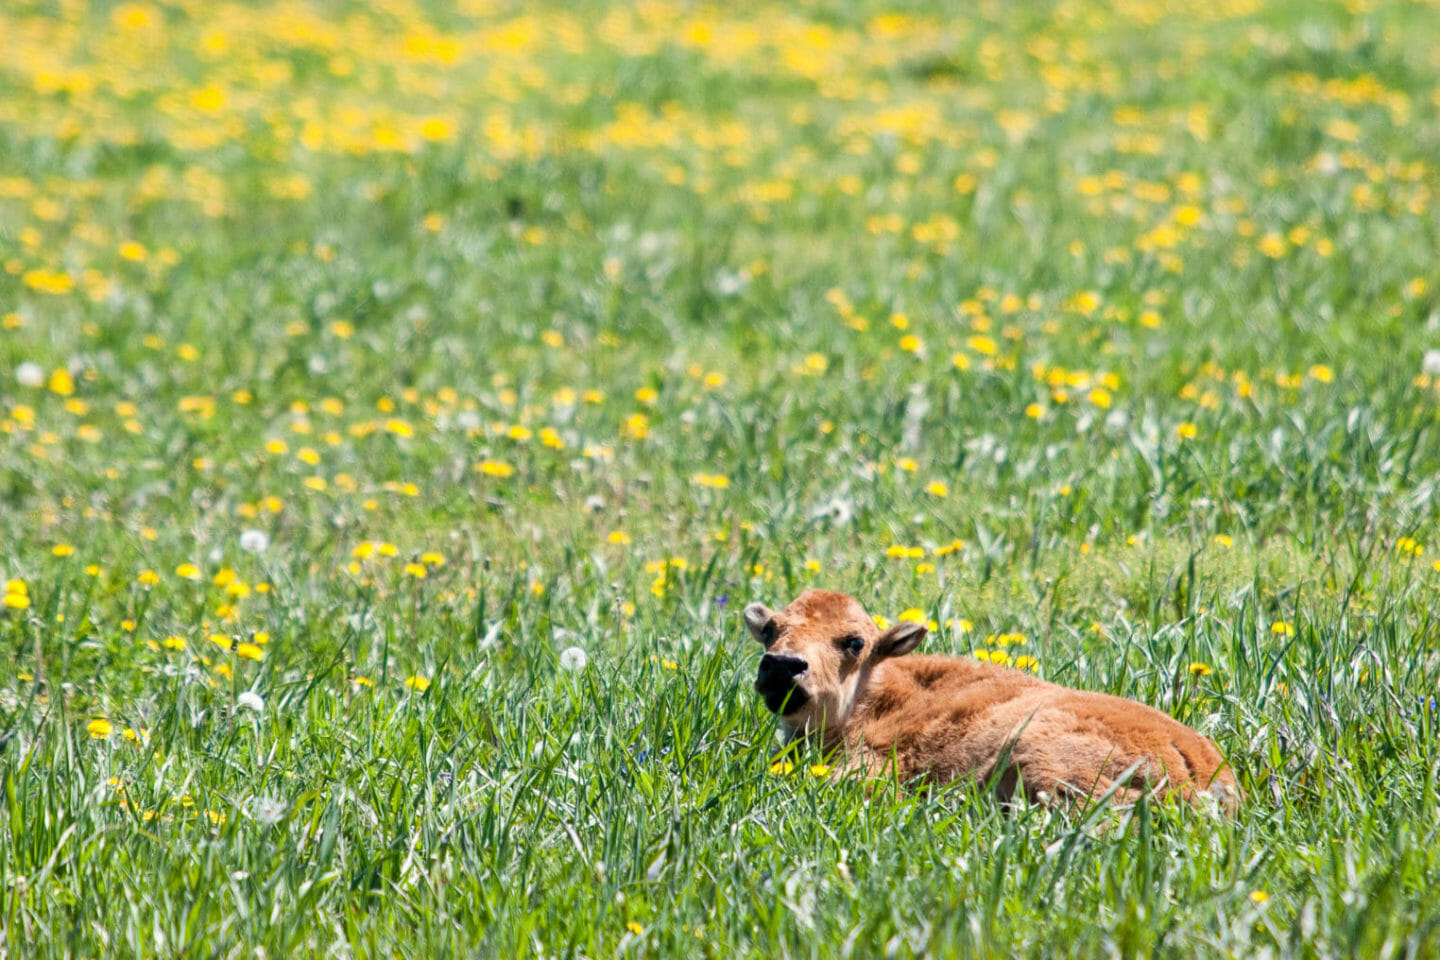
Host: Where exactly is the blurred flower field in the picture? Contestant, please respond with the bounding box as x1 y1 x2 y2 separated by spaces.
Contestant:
2 0 1440 955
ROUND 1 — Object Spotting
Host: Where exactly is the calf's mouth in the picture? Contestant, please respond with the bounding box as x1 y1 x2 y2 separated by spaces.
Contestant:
755 675 810 715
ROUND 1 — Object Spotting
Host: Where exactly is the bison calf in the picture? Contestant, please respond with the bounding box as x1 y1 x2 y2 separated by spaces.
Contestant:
745 589 1238 811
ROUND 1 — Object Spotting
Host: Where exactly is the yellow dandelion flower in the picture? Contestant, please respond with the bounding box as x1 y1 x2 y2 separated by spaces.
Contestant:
768 760 795 776
419 116 453 141
925 481 948 497
1188 662 1212 676
405 675 431 692
176 563 201 580
1176 422 1198 440
52 544 75 557
1270 621 1295 637
236 643 263 661
623 413 650 440
87 719 113 739
190 86 226 112
809 764 832 778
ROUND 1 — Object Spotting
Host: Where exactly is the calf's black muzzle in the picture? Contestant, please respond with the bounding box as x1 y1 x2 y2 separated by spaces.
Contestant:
755 654 809 714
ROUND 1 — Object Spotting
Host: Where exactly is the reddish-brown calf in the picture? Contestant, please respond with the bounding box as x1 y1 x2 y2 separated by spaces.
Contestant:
745 589 1238 811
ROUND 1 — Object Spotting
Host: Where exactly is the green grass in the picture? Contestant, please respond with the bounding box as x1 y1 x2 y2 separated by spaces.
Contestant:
3 0 1440 955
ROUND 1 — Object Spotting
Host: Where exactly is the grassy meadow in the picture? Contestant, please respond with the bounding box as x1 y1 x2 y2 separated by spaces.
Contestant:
3 0 1440 955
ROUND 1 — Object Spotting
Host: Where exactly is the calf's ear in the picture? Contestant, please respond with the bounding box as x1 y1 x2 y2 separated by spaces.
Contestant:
743 602 777 645
874 621 925 659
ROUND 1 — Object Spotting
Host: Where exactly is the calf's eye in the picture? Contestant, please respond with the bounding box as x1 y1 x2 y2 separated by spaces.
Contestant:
840 635 865 657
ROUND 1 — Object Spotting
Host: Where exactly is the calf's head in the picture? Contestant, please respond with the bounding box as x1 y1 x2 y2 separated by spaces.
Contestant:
744 589 925 735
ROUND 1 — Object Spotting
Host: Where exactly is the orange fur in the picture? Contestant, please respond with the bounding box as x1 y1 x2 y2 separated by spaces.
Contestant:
745 589 1238 811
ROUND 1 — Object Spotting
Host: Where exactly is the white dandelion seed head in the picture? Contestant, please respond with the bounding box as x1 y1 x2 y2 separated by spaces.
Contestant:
15 362 44 388
813 497 854 527
248 795 286 826
558 646 588 671
1423 349 1440 377
714 268 751 297
239 529 270 554
236 691 264 713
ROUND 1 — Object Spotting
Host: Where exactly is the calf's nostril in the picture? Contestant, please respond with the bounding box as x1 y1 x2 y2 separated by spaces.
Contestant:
759 654 808 679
